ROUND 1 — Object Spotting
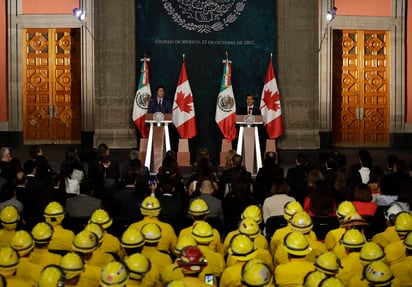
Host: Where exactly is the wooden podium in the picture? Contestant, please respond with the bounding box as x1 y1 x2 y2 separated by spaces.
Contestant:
236 115 263 174
144 113 172 174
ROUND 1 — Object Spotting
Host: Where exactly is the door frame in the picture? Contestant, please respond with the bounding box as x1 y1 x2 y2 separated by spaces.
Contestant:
319 0 406 147
7 0 95 143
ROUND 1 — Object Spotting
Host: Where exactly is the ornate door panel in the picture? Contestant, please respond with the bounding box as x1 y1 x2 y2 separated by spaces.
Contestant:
332 30 390 147
23 28 81 144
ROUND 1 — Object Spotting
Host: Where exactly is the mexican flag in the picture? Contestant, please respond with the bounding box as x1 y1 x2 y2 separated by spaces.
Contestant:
132 57 151 138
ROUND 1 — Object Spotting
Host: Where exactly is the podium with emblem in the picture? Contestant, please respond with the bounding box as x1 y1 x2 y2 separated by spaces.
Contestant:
236 114 263 175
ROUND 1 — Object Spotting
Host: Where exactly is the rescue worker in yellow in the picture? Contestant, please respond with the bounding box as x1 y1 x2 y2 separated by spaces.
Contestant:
390 231 412 287
0 246 31 287
37 264 67 287
10 230 42 285
124 253 162 287
141 222 173 273
43 201 74 253
60 252 100 287
324 200 357 251
239 205 268 251
303 270 327 287
384 211 412 266
120 227 145 256
0 205 19 247
178 198 222 254
313 251 342 278
273 211 326 268
274 232 314 287
336 228 366 285
363 261 399 287
130 196 177 255
30 221 62 267
71 230 113 268
373 202 404 248
176 246 211 287
240 259 275 287
165 281 187 287
88 208 122 259
100 261 129 287
318 277 346 287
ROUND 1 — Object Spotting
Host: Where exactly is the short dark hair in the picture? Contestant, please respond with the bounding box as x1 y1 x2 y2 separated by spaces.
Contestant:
353 183 372 202
155 85 165 92
29 145 42 159
97 143 109 157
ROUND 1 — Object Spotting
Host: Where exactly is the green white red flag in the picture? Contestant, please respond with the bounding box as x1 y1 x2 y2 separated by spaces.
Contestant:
132 56 151 138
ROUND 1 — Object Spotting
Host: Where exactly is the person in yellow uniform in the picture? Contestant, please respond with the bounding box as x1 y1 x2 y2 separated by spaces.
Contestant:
30 222 62 268
178 199 222 254
88 208 123 259
274 232 314 287
324 201 357 251
60 252 100 287
10 230 42 285
120 227 145 257
303 270 327 287
124 253 162 287
130 196 177 254
220 235 258 287
71 230 113 268
384 211 412 266
240 259 275 287
273 211 326 268
318 277 345 287
390 231 412 287
363 261 399 287
166 280 187 287
0 205 19 248
0 246 31 287
176 246 211 287
141 223 173 273
336 228 366 285
313 251 342 277
100 261 129 287
240 205 266 243
191 221 225 280
38 265 66 287
44 201 75 253
372 202 404 248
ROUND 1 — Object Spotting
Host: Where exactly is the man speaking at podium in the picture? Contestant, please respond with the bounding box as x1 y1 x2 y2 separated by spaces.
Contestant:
148 85 172 114
237 94 261 116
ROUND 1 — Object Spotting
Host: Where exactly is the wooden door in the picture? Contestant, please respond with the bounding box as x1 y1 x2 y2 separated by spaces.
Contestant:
332 30 390 147
23 28 81 144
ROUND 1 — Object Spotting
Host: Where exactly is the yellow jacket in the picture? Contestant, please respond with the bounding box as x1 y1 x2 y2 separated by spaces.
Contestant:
269 225 317 255
179 222 222 254
324 227 345 251
16 257 42 286
29 247 62 268
385 240 406 266
3 276 32 287
226 248 273 271
161 262 215 286
78 264 101 287
181 276 213 287
372 226 401 248
0 228 15 248
100 231 123 259
223 230 268 256
336 252 363 285
219 261 245 287
49 224 75 252
390 256 412 287
198 245 225 278
86 249 114 268
142 245 173 273
274 257 314 287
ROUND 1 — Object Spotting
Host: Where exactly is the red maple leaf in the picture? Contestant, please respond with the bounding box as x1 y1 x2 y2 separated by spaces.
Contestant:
262 89 280 111
174 91 193 113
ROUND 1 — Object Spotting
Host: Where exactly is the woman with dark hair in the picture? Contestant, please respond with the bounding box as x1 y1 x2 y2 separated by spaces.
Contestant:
352 183 378 216
304 179 336 216
357 149 372 184
188 149 219 198
395 182 412 211
262 177 295 222
368 166 384 202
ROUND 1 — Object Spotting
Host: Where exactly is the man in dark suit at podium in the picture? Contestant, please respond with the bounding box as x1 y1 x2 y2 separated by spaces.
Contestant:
237 94 261 116
148 85 172 114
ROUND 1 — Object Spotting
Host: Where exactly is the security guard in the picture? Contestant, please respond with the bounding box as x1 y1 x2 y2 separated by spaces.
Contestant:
384 211 412 265
178 199 222 254
336 229 366 285
10 230 42 285
0 205 19 247
362 261 399 287
30 222 62 268
100 261 129 287
120 227 145 257
124 253 161 287
176 246 210 287
324 201 357 251
130 196 177 254
44 201 75 253
240 259 274 287
0 246 31 287
372 202 404 248
303 271 327 287
274 232 314 287
60 252 99 287
313 251 342 277
38 265 66 287
390 231 412 287
89 209 123 259
141 223 173 273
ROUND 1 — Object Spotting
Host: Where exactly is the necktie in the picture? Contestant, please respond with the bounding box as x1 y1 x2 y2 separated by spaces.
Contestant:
248 107 252 115
159 100 162 108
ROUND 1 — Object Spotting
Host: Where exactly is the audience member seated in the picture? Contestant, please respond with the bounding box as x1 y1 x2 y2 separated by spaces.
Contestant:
378 159 409 206
355 149 373 184
188 149 219 199
65 185 102 218
321 154 338 188
304 179 336 216
367 166 384 202
372 202 404 248
351 183 378 217
0 147 14 182
122 149 149 180
190 179 223 225
0 182 23 215
263 177 295 223
395 181 412 211
157 150 184 192
286 152 307 205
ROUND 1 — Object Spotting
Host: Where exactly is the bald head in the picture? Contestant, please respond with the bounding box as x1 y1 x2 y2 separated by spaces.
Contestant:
200 179 214 194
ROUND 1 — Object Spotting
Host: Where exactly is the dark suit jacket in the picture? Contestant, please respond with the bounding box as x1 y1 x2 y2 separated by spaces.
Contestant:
148 98 172 114
237 106 261 115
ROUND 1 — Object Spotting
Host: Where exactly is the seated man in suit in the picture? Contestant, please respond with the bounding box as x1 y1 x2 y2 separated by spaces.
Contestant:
148 85 172 114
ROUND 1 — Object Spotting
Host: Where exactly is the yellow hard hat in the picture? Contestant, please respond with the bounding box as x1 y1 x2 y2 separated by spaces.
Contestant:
188 199 209 216
340 212 369 229
0 205 19 230
241 259 273 287
341 229 366 248
192 221 214 244
121 227 145 249
283 232 312 256
89 209 112 229
318 277 345 287
0 247 19 275
303 270 327 287
336 201 356 219
141 223 161 243
360 242 385 263
0 274 5 287
31 222 53 244
283 201 303 221
314 252 341 275
10 230 34 256
71 230 98 253
241 205 263 224
84 223 104 244
44 201 65 226
290 211 313 233
175 236 197 256
176 246 208 274
239 218 260 238
100 261 129 287
124 253 151 280
140 196 161 217
229 234 256 261
362 261 394 287
166 280 187 287
60 252 84 280
404 231 412 250
394 211 412 233
38 265 66 287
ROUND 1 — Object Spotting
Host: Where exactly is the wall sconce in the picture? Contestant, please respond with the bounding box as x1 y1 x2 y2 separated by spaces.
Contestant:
326 7 337 22
73 8 86 21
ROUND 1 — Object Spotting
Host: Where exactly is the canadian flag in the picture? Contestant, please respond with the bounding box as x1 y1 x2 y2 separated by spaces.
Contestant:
172 56 198 139
260 54 284 139
132 57 151 138
215 56 237 142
